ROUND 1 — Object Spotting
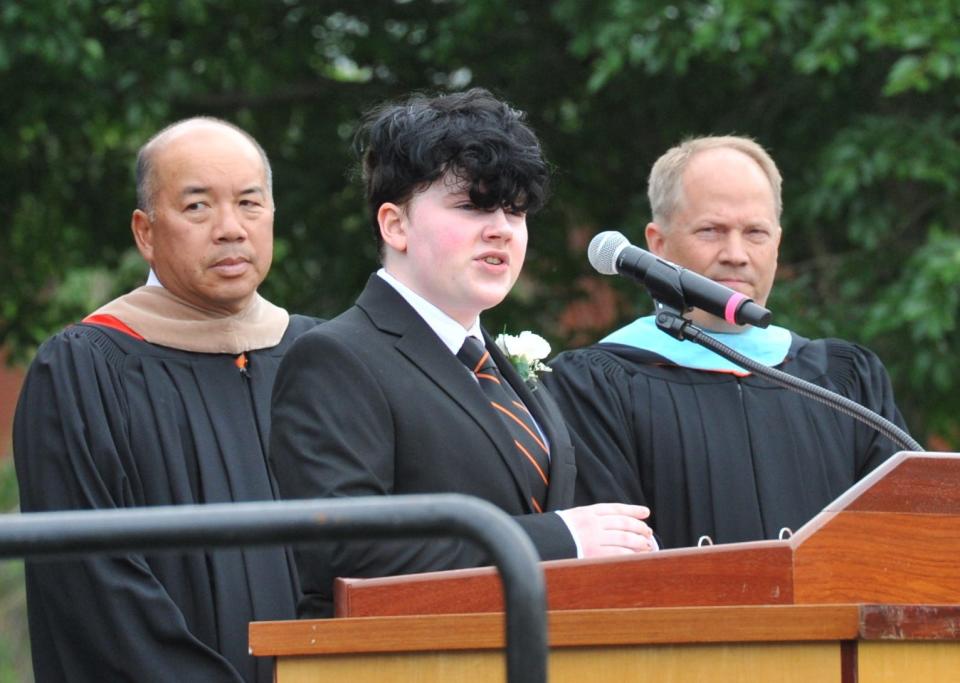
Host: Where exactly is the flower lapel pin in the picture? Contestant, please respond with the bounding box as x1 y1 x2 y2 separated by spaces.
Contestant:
494 331 553 386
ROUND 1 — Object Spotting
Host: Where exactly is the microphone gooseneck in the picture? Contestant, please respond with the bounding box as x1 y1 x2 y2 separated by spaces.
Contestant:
678 314 923 452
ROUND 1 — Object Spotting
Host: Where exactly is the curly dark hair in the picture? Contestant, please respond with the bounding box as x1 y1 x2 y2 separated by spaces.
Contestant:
355 88 551 258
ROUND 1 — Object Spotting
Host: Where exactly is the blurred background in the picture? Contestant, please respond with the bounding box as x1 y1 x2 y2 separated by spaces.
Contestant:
2 1 958 679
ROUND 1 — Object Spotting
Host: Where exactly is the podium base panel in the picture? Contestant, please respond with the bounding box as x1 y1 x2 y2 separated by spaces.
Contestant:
859 641 960 683
276 642 841 683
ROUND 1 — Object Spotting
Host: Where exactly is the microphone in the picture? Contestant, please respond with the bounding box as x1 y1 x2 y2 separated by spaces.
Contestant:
588 230 772 328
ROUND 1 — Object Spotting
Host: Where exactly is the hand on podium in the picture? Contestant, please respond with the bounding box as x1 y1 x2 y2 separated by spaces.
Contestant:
558 503 658 557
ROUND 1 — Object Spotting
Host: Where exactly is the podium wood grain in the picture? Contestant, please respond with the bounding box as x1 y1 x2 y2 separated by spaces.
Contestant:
250 604 960 683
334 452 960 617
253 605 858 683
251 453 960 682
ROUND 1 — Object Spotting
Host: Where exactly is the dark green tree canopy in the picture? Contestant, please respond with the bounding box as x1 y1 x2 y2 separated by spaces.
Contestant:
2 0 957 445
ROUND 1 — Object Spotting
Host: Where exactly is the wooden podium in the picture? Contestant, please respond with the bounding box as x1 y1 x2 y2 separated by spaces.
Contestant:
250 452 960 682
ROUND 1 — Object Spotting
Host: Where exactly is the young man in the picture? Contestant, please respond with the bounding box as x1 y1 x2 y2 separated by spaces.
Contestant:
14 118 319 682
270 88 655 617
546 136 909 549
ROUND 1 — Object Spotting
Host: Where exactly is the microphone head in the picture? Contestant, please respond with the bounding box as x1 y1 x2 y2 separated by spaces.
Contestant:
588 231 630 275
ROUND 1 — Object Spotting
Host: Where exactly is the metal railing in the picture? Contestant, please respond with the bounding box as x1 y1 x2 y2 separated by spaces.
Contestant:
0 493 548 683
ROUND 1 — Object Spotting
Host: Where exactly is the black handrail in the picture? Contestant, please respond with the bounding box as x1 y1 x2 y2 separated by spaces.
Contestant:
0 494 548 683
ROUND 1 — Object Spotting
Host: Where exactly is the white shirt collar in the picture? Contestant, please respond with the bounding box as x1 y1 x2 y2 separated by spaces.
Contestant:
377 269 482 354
146 269 164 288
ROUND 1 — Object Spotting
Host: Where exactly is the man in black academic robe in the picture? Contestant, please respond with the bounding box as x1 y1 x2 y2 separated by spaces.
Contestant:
14 118 319 682
270 89 657 617
546 135 909 550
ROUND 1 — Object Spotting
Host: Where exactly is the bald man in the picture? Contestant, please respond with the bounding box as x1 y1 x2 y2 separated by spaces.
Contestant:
14 118 320 682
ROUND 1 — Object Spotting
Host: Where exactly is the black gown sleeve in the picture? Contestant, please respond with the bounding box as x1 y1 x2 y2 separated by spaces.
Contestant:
544 349 650 509
13 331 245 683
823 339 911 475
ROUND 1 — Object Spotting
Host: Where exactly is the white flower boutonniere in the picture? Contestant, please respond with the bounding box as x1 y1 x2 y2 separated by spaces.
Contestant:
495 331 553 385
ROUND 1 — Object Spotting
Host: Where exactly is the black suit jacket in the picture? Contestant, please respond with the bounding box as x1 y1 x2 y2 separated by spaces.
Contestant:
270 275 578 616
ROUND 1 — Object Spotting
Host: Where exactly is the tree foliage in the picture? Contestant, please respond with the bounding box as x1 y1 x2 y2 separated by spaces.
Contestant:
2 0 958 445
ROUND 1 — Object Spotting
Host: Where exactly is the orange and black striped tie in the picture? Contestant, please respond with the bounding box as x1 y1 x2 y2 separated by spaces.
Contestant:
457 336 549 512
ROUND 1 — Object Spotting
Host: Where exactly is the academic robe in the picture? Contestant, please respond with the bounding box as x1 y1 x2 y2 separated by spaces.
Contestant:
545 333 907 549
270 275 578 617
13 315 318 683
